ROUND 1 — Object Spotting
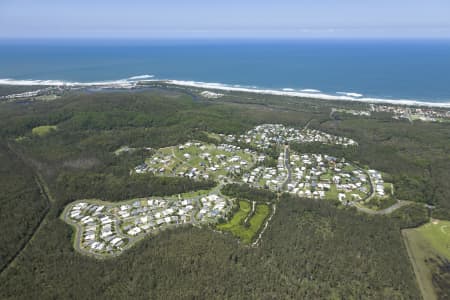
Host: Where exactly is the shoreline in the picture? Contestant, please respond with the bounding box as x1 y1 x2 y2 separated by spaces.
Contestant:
162 79 450 108
1 76 450 108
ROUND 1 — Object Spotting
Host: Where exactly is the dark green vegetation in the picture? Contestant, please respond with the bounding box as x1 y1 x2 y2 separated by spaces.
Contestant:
0 193 426 299
364 196 397 210
390 203 430 229
296 112 450 214
0 142 48 272
0 85 449 298
221 183 277 203
432 207 450 220
403 221 450 300
217 200 270 244
0 85 47 98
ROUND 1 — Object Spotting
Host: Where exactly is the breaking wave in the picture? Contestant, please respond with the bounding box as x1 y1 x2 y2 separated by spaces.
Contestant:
1 75 449 108
164 80 450 108
0 74 156 87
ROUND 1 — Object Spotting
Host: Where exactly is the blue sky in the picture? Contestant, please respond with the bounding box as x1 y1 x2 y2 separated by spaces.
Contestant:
1 0 450 39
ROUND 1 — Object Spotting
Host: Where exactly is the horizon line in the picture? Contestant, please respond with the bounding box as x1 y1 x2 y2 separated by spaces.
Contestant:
1 36 450 42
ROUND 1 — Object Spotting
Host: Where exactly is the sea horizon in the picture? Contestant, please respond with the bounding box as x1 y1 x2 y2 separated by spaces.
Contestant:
1 38 450 104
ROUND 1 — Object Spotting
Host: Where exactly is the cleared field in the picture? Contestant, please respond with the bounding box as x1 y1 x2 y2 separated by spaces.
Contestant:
403 228 437 300
242 204 270 243
204 132 222 142
417 220 450 259
217 201 251 232
32 125 57 136
402 220 450 300
34 95 60 101
217 201 270 244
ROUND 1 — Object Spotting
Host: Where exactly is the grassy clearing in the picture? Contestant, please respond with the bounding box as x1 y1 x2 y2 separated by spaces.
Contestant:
402 220 450 300
32 125 57 136
204 132 222 142
217 201 251 231
34 95 60 101
417 220 450 259
325 185 339 200
217 201 270 244
402 228 438 300
241 204 270 243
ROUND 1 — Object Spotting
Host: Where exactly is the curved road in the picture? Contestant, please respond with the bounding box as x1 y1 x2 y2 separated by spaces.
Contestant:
354 200 413 215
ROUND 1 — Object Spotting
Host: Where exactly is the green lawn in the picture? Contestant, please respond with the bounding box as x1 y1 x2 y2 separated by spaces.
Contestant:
320 172 332 180
417 220 450 259
325 185 339 200
32 125 57 136
217 201 251 231
402 220 450 300
240 204 270 243
217 201 270 244
403 228 438 300
204 131 222 142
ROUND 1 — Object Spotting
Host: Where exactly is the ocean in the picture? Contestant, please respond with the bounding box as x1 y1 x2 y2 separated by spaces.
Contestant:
1 39 450 103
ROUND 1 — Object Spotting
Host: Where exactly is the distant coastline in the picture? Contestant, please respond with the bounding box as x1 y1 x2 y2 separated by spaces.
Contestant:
161 79 450 108
1 39 450 103
1 76 450 108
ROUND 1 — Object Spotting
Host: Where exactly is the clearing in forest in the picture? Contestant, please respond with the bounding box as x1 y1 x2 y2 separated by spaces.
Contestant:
417 220 450 259
217 200 270 244
402 220 450 300
32 125 57 136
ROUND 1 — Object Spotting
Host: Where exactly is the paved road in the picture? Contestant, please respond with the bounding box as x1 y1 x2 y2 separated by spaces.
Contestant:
61 176 235 258
351 168 412 215
252 202 277 247
354 200 413 215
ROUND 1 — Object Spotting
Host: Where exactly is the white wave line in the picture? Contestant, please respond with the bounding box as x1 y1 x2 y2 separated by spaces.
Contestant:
1 76 449 108
163 79 450 108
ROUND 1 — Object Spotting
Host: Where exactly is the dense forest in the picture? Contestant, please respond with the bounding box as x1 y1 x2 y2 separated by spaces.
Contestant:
0 141 48 272
221 183 278 203
0 86 449 298
0 194 427 299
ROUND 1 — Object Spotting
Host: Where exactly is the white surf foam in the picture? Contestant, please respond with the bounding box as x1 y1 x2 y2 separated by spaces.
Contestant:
300 89 321 93
0 78 76 86
1 76 449 108
128 75 154 80
164 79 450 108
0 74 156 88
337 92 363 98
